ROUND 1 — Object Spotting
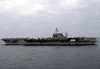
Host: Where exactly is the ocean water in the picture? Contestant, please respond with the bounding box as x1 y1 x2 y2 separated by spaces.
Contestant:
0 38 100 69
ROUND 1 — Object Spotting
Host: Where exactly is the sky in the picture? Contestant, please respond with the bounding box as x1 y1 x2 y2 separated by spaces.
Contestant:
0 0 100 38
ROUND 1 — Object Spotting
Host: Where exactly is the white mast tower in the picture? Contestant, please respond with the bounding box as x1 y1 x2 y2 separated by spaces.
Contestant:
55 27 58 33
65 32 68 38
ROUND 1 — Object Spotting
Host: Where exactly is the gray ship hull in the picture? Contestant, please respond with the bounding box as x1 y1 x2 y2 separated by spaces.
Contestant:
4 39 96 46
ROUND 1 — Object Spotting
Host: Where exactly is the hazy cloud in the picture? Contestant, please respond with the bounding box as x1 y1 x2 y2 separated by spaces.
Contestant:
0 0 100 38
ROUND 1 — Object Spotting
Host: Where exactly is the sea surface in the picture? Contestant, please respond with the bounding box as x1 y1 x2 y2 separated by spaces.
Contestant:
0 38 100 69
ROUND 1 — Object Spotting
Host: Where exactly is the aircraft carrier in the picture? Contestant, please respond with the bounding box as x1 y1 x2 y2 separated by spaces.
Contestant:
1 28 97 46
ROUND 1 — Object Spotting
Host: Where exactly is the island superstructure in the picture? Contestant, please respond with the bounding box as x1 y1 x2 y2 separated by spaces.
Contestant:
1 28 97 45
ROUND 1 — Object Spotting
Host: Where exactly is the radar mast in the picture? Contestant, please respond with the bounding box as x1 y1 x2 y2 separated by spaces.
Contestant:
55 28 59 33
65 32 68 38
